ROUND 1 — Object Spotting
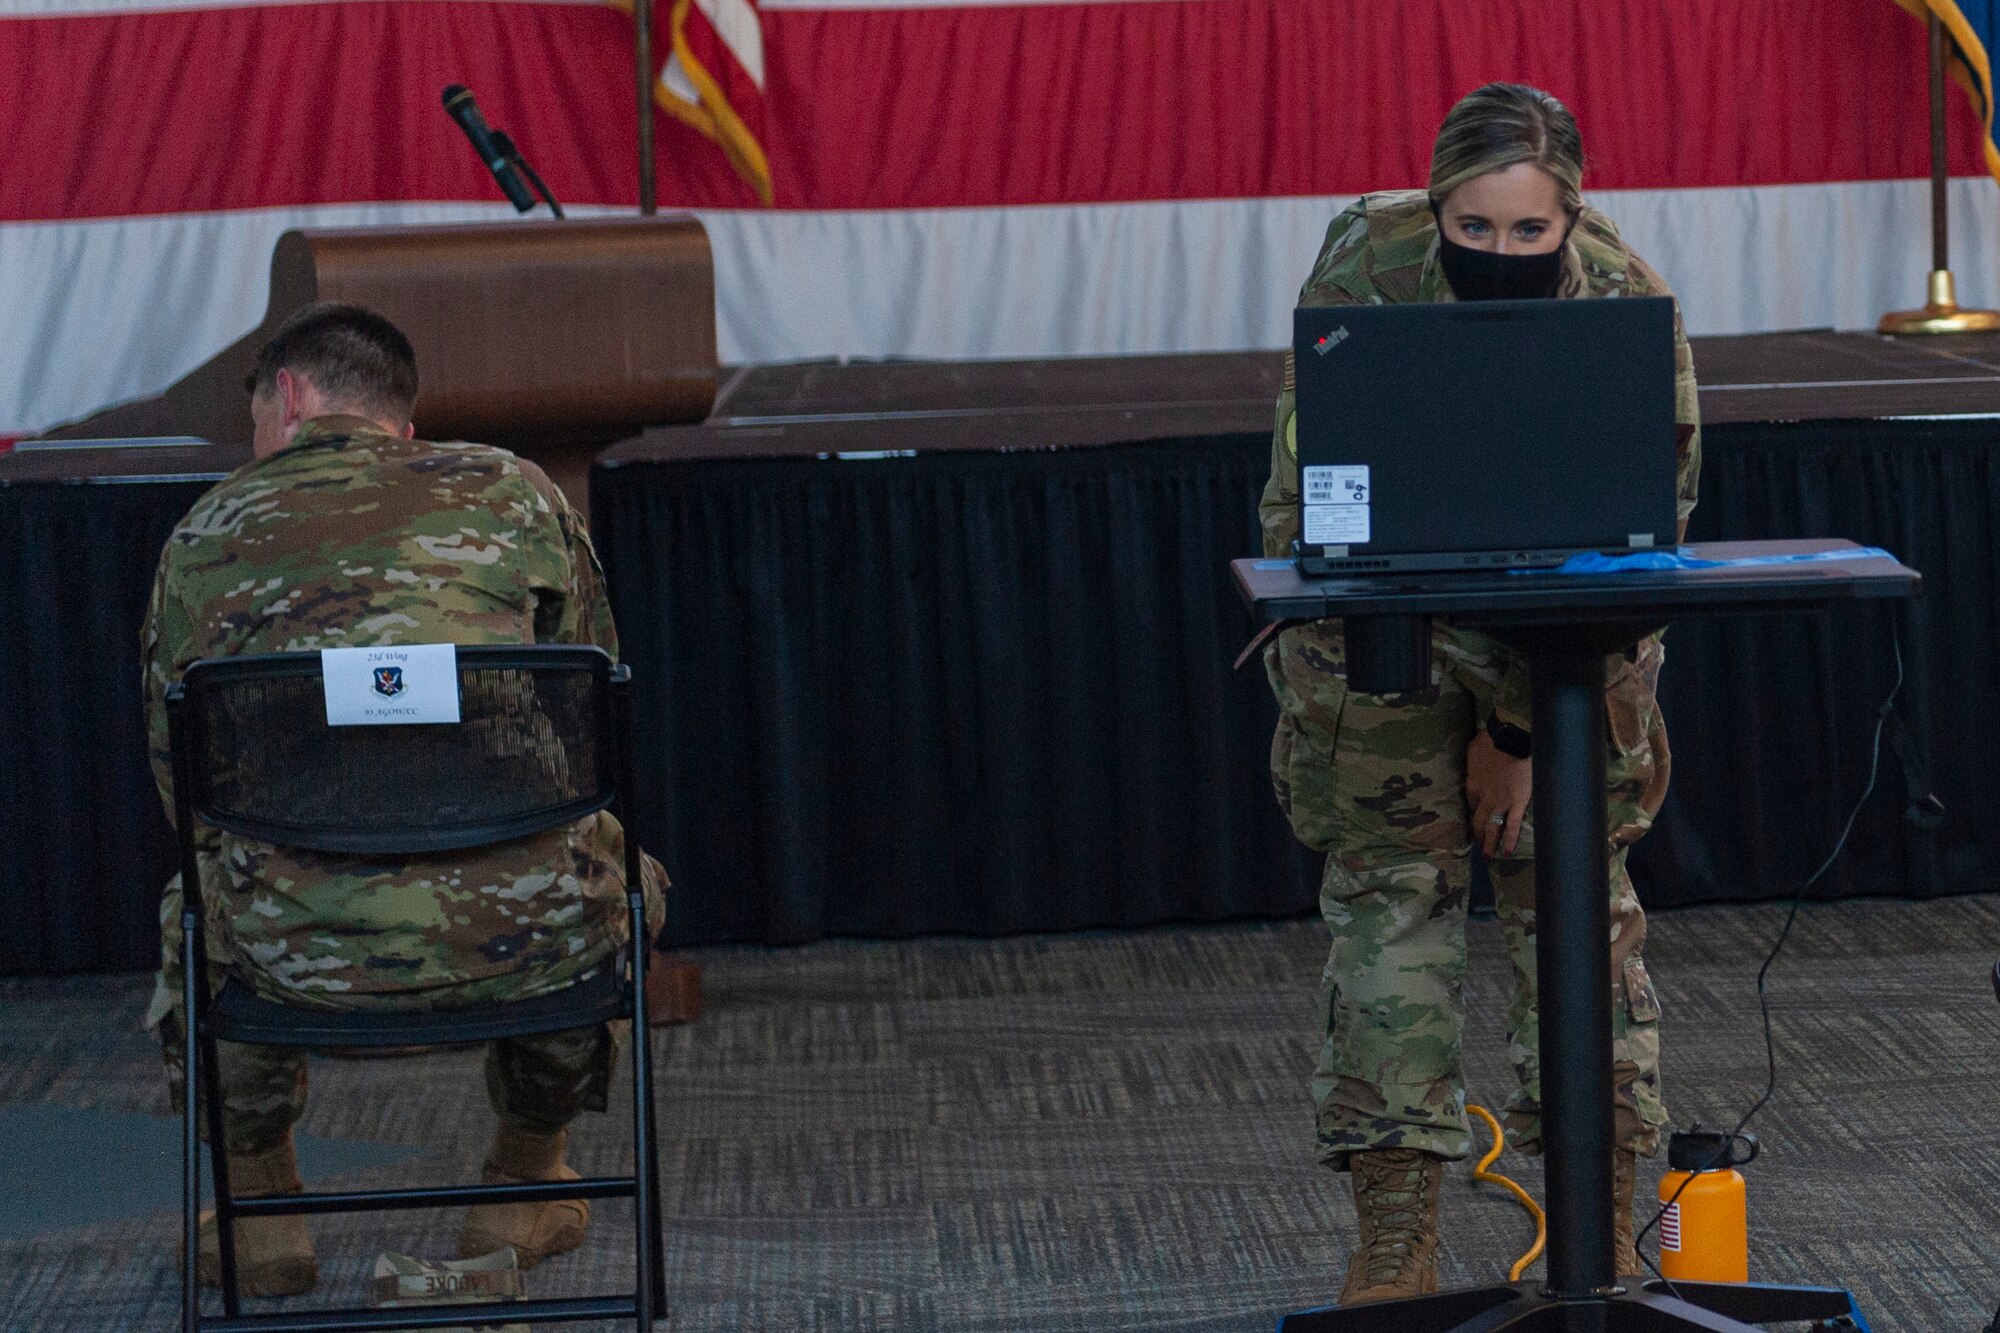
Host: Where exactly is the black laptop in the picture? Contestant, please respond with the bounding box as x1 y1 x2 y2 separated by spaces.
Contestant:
1293 296 1678 575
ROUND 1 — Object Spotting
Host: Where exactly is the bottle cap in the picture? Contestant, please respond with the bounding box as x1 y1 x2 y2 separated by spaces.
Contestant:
1668 1128 1758 1171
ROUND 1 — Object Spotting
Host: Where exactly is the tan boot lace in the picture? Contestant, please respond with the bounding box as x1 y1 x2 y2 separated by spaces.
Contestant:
1355 1150 1435 1282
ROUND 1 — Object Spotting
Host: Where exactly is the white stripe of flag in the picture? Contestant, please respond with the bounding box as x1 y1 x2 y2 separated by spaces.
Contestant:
695 0 766 87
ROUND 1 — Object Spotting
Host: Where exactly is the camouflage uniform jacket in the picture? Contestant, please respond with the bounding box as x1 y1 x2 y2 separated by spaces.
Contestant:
1259 189 1703 727
143 415 639 1005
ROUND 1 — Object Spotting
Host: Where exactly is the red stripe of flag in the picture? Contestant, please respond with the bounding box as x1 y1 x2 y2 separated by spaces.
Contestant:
0 2 644 219
0 0 1980 222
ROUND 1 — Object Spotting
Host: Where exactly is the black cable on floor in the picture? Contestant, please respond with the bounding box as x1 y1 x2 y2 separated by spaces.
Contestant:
1631 617 1905 1298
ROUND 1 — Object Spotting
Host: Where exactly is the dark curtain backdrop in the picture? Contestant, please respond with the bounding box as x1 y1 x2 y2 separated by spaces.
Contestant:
2 418 1994 972
0 480 209 975
1638 422 1991 908
593 439 1319 945
593 418 1998 949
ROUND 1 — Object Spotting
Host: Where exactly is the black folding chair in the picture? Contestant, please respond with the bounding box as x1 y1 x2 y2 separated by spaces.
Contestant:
166 644 665 1332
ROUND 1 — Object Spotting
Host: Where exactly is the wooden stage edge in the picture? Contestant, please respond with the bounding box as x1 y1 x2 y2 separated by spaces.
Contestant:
613 327 2000 466
9 328 2000 488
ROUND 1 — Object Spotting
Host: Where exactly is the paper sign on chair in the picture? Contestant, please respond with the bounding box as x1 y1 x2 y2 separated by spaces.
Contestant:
319 644 461 726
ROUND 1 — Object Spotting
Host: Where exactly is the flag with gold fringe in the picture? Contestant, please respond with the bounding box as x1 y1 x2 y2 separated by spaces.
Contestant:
1893 0 2000 183
651 0 773 205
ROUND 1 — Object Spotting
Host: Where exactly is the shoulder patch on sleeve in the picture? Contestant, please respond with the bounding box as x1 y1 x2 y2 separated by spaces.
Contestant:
1283 350 1296 393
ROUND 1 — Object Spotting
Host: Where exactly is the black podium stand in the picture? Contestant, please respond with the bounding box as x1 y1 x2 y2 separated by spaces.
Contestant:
1234 539 1917 1333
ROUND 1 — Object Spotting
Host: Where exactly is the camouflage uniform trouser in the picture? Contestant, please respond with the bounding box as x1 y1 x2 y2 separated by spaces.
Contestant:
150 860 668 1156
1266 621 1671 1169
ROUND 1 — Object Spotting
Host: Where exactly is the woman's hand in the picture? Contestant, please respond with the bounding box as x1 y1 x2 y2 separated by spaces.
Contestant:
1466 729 1532 857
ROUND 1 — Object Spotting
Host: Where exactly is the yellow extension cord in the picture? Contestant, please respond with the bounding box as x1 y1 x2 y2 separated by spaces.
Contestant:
1467 1103 1546 1281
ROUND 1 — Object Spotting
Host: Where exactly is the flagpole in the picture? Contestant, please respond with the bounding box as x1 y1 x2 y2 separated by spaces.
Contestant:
1929 6 1949 272
635 0 657 215
1881 10 2000 333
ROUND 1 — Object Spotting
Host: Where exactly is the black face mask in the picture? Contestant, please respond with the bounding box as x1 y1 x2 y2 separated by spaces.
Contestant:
1434 217 1573 301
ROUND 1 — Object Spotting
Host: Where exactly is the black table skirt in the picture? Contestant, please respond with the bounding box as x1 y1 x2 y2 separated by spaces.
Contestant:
591 417 1995 948
2 418 1994 972
0 479 213 975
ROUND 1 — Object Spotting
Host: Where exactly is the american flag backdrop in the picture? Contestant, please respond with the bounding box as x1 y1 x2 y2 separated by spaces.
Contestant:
2 0 1998 438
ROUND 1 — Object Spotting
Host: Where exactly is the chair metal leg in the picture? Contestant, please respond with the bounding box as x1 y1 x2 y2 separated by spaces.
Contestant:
182 914 203 1333
646 1057 667 1317
198 1017 241 1314
627 898 656 1331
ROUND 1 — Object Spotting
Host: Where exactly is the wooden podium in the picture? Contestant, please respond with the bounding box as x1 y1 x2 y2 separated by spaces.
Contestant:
42 215 719 506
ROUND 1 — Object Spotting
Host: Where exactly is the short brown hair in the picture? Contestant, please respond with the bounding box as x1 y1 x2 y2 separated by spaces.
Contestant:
1428 83 1586 217
249 303 419 424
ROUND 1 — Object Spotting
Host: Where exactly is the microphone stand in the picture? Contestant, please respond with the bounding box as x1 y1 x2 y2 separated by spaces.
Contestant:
492 130 565 219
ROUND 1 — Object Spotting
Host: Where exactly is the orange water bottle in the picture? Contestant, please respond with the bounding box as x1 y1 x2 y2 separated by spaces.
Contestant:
1657 1129 1758 1282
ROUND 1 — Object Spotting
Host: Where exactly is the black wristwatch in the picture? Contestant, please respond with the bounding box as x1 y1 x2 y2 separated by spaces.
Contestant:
1486 713 1534 759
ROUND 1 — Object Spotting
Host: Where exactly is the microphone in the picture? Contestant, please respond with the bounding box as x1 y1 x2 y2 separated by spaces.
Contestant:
442 84 536 212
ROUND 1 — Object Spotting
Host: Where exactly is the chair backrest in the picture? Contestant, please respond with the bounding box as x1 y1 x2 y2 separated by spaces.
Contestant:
168 644 623 856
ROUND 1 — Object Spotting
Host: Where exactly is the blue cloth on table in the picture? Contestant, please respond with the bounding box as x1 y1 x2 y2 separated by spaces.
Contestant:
1514 546 1894 576
1270 547 1893 577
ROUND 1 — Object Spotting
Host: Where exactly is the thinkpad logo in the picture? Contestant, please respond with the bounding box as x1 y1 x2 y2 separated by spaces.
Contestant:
1313 325 1351 355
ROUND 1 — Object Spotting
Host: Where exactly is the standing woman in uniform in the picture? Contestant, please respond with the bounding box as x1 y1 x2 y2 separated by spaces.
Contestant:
1259 82 1701 1304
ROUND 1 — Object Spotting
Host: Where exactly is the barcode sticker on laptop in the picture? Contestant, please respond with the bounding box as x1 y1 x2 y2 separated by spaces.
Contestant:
1304 504 1370 545
1301 465 1370 506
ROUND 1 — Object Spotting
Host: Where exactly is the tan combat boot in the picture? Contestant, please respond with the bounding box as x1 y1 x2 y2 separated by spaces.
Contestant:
459 1122 591 1268
1613 1147 1642 1278
1339 1147 1443 1304
197 1135 318 1297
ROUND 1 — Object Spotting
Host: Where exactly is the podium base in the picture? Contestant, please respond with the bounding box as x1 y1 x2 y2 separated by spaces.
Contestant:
646 950 703 1026
1277 1278 1864 1332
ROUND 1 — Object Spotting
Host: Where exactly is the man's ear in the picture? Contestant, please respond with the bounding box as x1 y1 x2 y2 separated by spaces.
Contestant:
401 421 416 439
275 367 305 430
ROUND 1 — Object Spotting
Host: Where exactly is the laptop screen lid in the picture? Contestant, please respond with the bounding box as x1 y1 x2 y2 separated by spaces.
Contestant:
1292 296 1678 574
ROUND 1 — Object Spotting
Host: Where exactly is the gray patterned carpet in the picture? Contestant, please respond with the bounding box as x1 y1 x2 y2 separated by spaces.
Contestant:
5 894 2000 1331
